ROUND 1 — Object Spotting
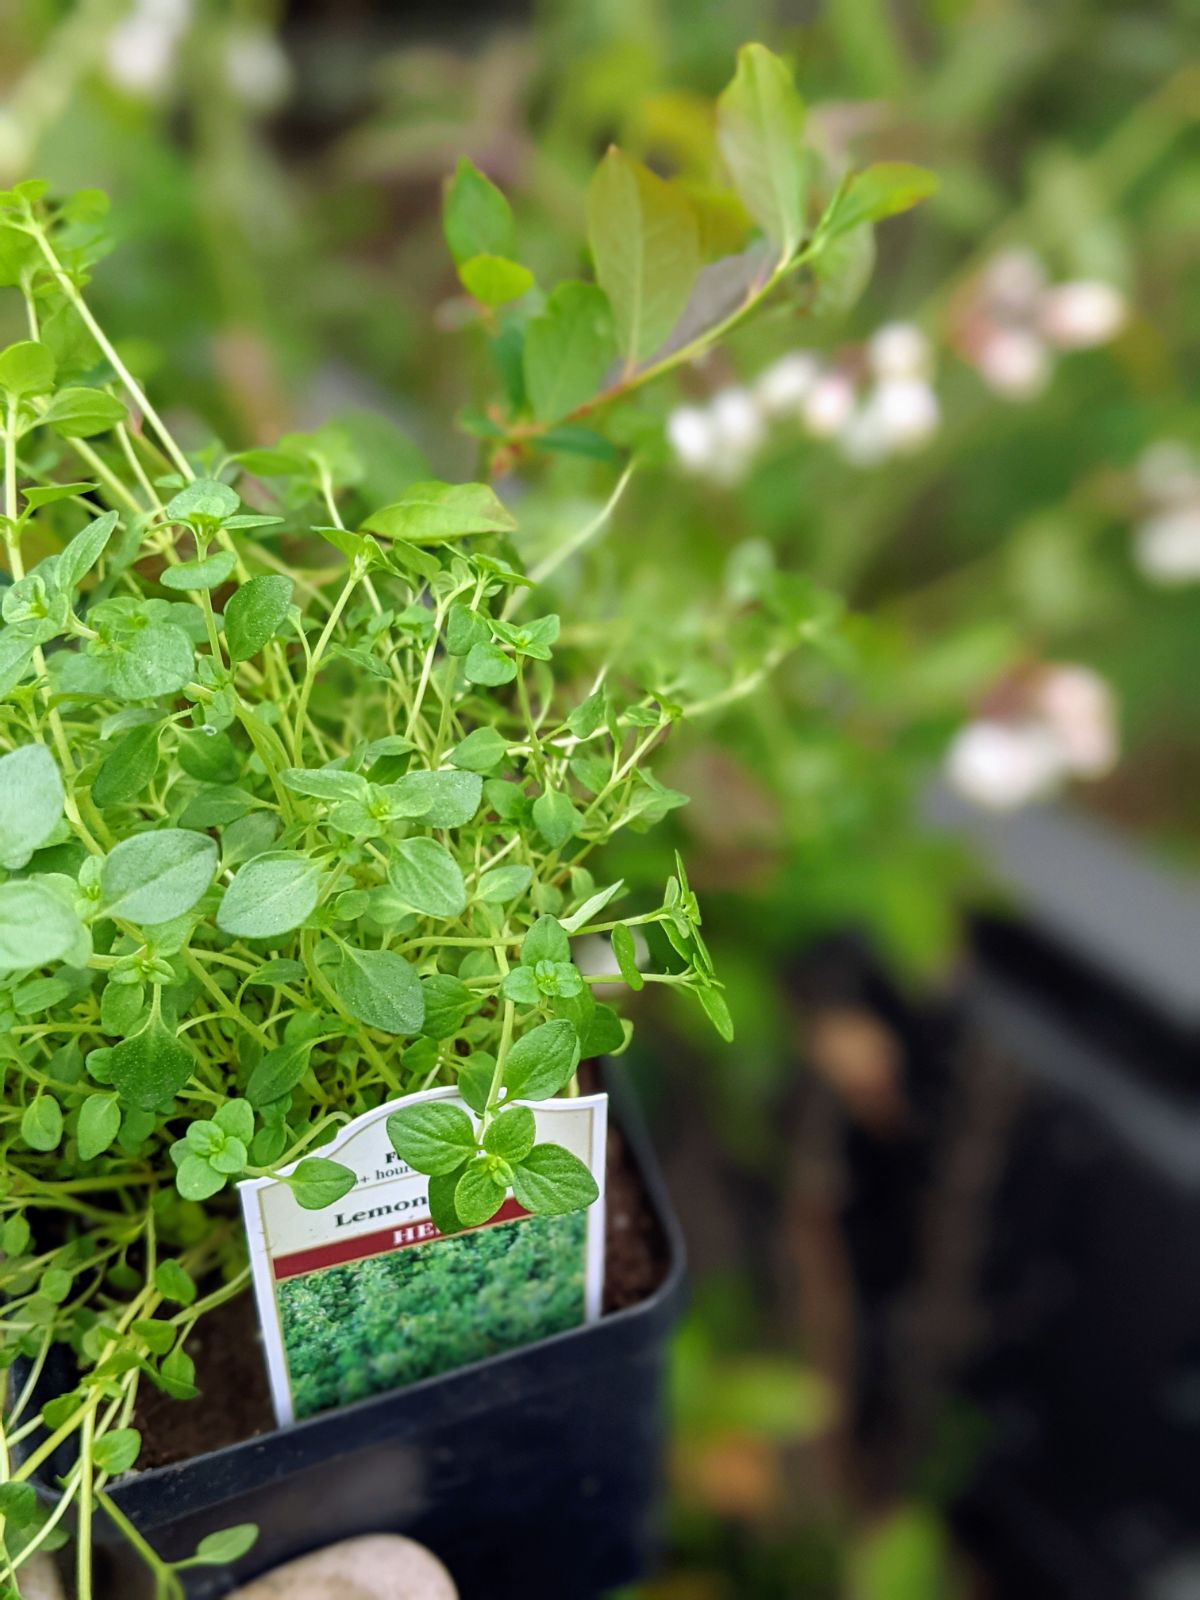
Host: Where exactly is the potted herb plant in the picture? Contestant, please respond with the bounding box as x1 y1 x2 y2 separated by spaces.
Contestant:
0 177 725 1599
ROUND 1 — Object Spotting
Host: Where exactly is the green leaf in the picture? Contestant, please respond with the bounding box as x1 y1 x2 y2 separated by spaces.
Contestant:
93 1428 141 1476
561 880 625 933
503 1019 581 1100
217 853 321 939
21 480 97 510
362 481 516 543
43 387 126 438
321 942 424 1035
810 221 876 319
0 880 84 973
567 690 606 739
100 829 218 924
822 163 938 241
246 1039 314 1107
611 922 644 991
512 1142 599 1216
0 340 55 398
154 1259 196 1306
215 1098 254 1143
160 551 237 591
77 1094 121 1160
286 1157 356 1210
280 766 368 803
190 1524 260 1567
158 1346 199 1399
482 1104 535 1162
696 981 735 1042
458 254 535 306
0 1481 38 1527
523 282 616 424
716 43 809 260
521 915 570 966
389 769 482 827
0 743 64 869
444 157 515 266
176 1153 224 1201
586 149 700 366
110 1019 193 1110
448 725 508 773
165 479 240 526
93 722 160 809
454 1161 507 1227
386 1101 476 1175
419 973 476 1041
21 1096 63 1152
476 863 532 904
388 837 467 918
445 604 488 656
109 622 194 701
427 1169 464 1234
532 788 582 849
464 641 516 686
57 509 120 591
224 575 293 663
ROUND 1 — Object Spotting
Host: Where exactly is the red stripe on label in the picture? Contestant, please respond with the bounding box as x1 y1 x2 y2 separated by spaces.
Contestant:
272 1196 529 1281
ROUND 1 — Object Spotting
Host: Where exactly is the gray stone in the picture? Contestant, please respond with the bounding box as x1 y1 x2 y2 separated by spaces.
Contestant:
230 1535 458 1600
17 1556 66 1600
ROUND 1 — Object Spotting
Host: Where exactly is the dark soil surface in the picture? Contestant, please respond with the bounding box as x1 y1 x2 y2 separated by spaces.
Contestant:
133 1095 668 1468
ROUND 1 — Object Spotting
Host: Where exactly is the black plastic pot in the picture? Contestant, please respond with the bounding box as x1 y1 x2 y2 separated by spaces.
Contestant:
25 1069 686 1600
821 792 1200 1599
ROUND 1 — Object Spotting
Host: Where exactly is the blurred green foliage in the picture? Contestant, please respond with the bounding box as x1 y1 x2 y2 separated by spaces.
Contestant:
1 0 1196 1593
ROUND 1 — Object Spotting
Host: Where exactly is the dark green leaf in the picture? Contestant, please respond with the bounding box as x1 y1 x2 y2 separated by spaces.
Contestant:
587 149 700 366
524 282 617 423
224 575 293 663
512 1142 599 1216
503 1019 581 1101
386 1101 476 1175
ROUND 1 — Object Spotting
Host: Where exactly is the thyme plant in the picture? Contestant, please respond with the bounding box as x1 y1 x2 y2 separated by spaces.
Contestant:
0 181 723 1597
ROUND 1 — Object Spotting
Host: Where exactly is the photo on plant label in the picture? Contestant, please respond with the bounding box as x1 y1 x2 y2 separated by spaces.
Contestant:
277 1209 588 1419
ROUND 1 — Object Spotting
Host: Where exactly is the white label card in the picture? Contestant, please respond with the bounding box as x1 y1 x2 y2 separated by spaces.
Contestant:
239 1088 608 1425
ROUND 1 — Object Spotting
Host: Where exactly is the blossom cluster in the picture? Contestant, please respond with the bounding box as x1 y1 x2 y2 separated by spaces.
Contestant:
1131 442 1200 586
105 0 289 109
944 664 1118 811
951 248 1127 401
667 321 941 484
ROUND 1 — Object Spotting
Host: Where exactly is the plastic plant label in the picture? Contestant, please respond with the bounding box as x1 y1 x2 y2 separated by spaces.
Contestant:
240 1088 608 1424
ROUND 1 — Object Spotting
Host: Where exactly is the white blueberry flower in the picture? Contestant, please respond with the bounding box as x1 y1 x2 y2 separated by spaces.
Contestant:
105 15 179 95
1033 665 1118 777
868 322 933 381
1039 280 1127 349
974 326 1052 400
1134 507 1200 586
945 719 1066 810
838 402 891 467
802 370 857 437
871 377 940 452
667 405 718 472
754 352 821 417
104 0 192 97
709 386 767 458
224 26 292 112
